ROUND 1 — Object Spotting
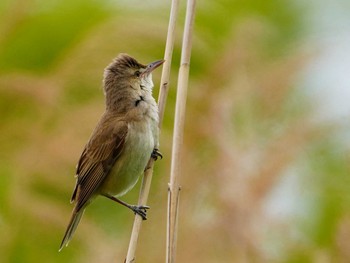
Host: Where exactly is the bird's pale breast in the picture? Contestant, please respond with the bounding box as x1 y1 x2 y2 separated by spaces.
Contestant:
100 98 158 197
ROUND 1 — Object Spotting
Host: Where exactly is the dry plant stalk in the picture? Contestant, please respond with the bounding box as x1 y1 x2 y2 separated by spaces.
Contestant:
124 0 180 262
166 0 196 262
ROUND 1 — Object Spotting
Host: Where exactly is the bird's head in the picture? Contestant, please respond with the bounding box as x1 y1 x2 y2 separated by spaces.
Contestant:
103 53 164 94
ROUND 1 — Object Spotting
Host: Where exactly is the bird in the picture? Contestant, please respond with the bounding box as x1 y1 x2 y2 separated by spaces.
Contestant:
59 53 164 251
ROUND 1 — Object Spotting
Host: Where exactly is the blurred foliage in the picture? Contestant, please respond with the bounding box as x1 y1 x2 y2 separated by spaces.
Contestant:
0 0 349 262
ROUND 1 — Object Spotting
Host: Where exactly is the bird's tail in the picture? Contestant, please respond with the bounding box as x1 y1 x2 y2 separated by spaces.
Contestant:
59 208 85 251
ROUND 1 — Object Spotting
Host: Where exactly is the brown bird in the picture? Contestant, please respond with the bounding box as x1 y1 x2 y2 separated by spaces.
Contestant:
59 54 164 251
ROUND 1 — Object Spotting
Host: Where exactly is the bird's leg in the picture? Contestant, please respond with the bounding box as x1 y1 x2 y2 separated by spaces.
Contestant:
151 148 163 161
102 193 149 220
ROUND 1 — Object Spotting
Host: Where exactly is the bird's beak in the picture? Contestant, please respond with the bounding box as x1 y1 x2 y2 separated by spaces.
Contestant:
141 59 165 77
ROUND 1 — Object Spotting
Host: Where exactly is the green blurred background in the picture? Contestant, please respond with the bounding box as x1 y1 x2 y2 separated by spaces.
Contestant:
1 0 349 262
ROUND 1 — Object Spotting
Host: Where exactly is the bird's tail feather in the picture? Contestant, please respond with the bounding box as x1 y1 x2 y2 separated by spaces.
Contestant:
59 208 85 251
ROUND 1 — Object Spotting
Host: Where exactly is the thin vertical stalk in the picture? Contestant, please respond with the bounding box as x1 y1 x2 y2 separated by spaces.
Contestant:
166 0 196 262
124 0 180 262
158 0 181 129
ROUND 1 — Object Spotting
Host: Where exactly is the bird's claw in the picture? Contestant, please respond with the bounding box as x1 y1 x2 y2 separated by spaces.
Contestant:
151 148 163 161
131 205 150 220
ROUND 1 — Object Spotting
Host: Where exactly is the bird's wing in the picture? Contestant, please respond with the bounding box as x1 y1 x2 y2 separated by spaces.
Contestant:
71 114 128 211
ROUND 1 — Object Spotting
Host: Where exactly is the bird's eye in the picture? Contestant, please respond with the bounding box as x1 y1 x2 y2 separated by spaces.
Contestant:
135 71 141 77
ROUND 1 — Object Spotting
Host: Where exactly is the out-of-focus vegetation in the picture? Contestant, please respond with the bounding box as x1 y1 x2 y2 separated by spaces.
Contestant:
0 0 349 262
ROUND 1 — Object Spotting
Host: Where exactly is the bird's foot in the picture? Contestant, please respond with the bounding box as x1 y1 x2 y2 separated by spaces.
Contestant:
151 148 163 161
103 194 150 220
130 205 150 220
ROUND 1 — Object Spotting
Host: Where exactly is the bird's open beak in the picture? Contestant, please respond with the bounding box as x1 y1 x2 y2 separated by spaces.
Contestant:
141 59 165 77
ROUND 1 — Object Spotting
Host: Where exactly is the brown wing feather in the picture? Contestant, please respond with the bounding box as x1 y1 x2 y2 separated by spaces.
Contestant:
71 114 128 211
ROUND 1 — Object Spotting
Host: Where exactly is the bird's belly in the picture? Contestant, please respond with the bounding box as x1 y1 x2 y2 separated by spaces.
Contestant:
100 121 155 197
